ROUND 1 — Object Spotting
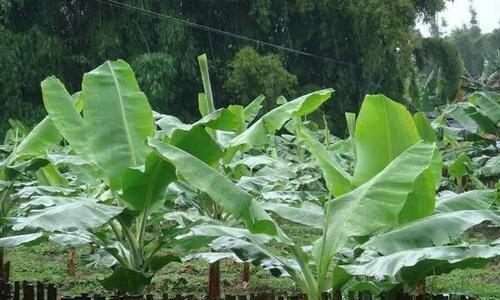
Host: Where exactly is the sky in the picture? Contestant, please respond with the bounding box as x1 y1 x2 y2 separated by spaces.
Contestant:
417 0 500 36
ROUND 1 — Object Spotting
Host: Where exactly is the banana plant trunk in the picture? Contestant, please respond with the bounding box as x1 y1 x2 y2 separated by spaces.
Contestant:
208 261 220 299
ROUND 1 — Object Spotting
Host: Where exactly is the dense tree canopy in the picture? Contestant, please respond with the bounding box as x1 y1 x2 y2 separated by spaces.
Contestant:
0 0 453 134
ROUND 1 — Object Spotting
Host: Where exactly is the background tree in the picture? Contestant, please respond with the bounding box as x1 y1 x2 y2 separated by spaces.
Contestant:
224 47 298 110
0 0 452 135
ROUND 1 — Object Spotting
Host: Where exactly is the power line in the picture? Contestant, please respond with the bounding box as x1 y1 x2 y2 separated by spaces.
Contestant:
97 0 359 68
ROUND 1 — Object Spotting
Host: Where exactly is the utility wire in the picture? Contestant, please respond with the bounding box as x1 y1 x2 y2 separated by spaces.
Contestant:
97 0 359 68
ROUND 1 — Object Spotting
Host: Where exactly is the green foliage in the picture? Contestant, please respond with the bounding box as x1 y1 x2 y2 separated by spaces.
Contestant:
131 53 179 113
0 0 454 136
224 47 298 110
1 53 498 299
415 38 464 104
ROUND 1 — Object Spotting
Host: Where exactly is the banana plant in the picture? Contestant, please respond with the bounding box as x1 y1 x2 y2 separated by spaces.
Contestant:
432 91 499 191
149 94 500 299
0 60 207 293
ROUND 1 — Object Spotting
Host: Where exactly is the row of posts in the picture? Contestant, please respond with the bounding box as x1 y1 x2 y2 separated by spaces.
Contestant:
0 280 477 300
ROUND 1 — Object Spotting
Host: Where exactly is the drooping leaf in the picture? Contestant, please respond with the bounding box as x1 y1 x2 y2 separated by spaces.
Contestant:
343 245 500 287
0 233 47 248
6 116 61 163
183 252 240 264
209 236 295 277
149 139 277 236
435 189 497 213
49 232 93 246
262 202 324 229
11 198 123 231
362 210 500 255
47 153 92 166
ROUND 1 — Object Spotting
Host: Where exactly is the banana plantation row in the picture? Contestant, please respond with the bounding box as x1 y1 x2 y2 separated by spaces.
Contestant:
0 55 498 300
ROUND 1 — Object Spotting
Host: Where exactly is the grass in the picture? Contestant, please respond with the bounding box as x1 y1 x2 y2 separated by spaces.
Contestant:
5 221 500 299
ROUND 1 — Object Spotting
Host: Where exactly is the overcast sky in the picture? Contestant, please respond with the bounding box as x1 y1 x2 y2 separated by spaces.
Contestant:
417 0 500 36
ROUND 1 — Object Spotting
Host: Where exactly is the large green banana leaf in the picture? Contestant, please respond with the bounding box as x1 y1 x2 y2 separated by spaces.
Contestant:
208 236 297 277
362 210 500 255
41 77 88 156
11 198 123 231
468 91 500 126
352 94 438 224
0 231 93 248
0 233 47 247
262 201 324 229
313 142 436 283
444 102 497 134
121 152 176 212
343 244 500 287
413 112 436 142
149 139 278 236
82 60 154 181
4 117 61 164
227 89 333 151
42 60 154 184
435 189 497 213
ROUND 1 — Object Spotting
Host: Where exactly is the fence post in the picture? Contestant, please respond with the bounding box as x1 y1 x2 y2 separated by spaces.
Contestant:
47 284 57 300
36 282 44 300
14 281 20 300
3 262 10 283
208 262 220 300
23 284 34 300
242 263 250 283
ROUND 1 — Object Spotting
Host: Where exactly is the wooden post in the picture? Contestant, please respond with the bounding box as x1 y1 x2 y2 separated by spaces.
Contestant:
36 282 45 300
14 281 20 300
24 284 35 300
208 262 220 300
67 247 77 277
47 285 57 300
3 262 10 283
242 263 250 283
